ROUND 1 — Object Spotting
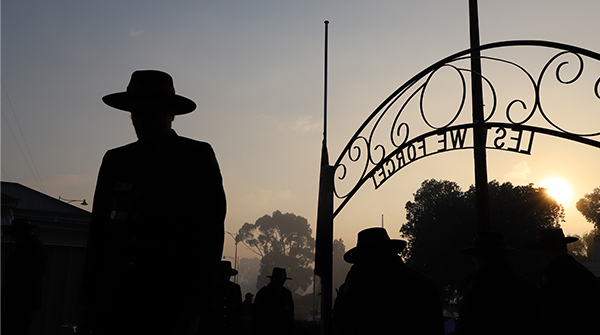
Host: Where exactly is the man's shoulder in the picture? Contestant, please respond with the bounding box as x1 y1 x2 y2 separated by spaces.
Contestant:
391 257 430 279
228 281 242 291
172 135 213 151
255 286 269 296
104 135 214 155
546 254 580 272
104 141 137 156
544 254 596 282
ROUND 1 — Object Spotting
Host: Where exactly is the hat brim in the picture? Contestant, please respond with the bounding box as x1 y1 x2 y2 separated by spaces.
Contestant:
102 92 196 115
527 236 579 250
344 239 407 264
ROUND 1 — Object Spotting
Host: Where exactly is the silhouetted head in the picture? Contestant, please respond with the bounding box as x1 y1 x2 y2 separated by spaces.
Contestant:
219 260 239 282
461 231 518 270
102 70 196 142
244 293 254 302
128 97 175 142
267 267 291 287
344 227 407 264
527 228 577 262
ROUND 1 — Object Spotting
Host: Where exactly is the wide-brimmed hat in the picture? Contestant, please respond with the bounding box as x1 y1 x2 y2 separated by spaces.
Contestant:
102 70 196 115
344 227 407 264
267 267 292 280
2 218 38 235
527 228 578 250
461 231 519 255
220 260 239 276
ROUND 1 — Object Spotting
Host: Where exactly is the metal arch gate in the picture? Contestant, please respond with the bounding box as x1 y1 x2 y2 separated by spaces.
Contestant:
314 22 600 335
332 40 600 218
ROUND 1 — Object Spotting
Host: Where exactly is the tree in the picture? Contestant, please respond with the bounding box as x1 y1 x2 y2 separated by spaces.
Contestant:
567 230 596 262
576 187 600 231
399 179 564 310
237 210 315 294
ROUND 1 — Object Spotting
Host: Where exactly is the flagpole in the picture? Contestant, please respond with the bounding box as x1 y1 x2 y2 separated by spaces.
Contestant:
319 19 333 335
324 20 329 146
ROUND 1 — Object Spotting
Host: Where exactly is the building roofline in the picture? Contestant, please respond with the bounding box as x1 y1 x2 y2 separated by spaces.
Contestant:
1 181 91 217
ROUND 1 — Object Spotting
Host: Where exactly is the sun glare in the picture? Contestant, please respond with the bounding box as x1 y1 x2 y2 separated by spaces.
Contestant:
541 178 572 205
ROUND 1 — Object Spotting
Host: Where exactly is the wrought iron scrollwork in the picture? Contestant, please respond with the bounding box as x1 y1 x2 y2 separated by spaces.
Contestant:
332 40 600 217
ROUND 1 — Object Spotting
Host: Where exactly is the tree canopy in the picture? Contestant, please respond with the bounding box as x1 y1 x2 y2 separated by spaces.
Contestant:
237 210 315 294
567 230 596 262
399 179 564 310
576 186 600 231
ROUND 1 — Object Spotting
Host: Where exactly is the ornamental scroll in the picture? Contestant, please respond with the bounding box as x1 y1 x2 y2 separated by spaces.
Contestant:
332 40 600 218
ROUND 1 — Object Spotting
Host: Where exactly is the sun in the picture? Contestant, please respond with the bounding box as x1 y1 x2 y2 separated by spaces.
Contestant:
541 178 572 205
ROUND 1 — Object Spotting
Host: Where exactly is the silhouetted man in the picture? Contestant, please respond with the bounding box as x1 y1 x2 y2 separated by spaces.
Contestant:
1 218 48 335
252 267 294 335
79 70 226 335
212 261 243 335
241 292 255 332
528 228 600 335
333 227 444 335
455 231 540 335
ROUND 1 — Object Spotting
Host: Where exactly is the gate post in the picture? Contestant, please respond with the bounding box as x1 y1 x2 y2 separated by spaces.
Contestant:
469 0 491 231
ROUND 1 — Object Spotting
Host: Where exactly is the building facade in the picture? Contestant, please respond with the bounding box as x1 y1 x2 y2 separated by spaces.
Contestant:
2 181 91 334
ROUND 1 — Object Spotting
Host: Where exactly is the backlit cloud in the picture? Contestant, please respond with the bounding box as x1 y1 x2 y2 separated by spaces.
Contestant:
130 28 144 37
291 115 321 133
503 161 532 181
263 114 321 133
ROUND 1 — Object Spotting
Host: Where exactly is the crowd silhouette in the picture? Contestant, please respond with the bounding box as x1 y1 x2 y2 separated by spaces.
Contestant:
454 231 540 335
527 229 600 335
211 261 243 335
252 267 295 335
2 70 599 335
333 227 444 335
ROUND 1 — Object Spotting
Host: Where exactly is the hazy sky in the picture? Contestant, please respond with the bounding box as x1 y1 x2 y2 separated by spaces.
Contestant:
2 0 599 261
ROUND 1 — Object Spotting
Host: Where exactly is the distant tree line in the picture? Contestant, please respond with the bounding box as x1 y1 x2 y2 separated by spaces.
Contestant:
571 186 600 261
231 181 599 312
576 186 600 231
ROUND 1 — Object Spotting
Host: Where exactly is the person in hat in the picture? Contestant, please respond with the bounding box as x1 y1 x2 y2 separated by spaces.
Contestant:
79 70 226 335
252 267 294 335
211 261 243 335
241 292 255 332
333 227 443 335
527 228 600 335
455 231 541 335
1 218 48 335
